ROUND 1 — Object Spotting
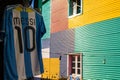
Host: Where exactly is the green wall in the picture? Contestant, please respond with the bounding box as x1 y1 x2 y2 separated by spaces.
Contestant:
74 17 120 80
42 0 51 39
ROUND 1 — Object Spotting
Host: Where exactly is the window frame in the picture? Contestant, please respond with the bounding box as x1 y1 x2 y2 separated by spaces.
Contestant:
67 53 83 79
68 0 83 18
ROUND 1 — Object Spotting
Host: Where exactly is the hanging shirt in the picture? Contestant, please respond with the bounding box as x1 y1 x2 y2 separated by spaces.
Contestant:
3 4 46 80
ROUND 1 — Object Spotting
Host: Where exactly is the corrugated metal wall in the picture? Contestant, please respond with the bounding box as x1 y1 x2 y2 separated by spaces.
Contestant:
41 1 51 58
50 29 74 77
83 51 120 80
75 17 120 52
74 17 120 80
51 0 68 33
69 0 120 28
68 0 120 79
50 0 69 77
41 0 120 79
42 0 51 39
50 29 74 54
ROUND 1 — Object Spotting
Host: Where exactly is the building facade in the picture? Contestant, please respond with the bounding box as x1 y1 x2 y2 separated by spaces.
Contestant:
42 0 120 79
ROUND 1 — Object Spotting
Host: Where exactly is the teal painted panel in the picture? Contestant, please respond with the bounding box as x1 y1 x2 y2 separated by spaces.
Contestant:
75 33 120 51
83 54 120 80
74 17 120 80
75 17 120 52
76 17 120 38
42 1 50 39
83 65 106 80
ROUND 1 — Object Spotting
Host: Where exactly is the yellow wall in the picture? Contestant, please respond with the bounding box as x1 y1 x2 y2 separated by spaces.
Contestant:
69 0 120 28
41 58 60 79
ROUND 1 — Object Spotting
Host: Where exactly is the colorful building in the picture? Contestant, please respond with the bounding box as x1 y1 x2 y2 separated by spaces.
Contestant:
41 0 120 79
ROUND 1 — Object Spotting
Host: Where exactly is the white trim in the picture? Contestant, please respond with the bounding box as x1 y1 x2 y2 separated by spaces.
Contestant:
42 48 50 58
67 55 69 76
68 13 82 18
65 53 81 55
68 0 83 18
67 53 82 79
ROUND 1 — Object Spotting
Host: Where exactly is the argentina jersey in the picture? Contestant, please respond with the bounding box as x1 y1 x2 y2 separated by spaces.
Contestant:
3 5 46 80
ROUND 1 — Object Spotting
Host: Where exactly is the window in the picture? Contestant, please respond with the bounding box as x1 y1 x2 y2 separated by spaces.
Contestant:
67 53 82 79
42 0 46 2
42 0 48 3
69 0 82 17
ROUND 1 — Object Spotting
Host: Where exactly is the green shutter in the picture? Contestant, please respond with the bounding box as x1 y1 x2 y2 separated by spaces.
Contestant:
69 0 73 16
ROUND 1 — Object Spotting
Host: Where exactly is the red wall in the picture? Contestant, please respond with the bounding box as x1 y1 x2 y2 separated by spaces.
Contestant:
51 0 68 33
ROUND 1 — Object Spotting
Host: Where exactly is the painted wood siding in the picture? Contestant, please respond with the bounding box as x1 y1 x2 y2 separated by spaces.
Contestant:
74 17 120 80
69 0 120 28
51 0 68 33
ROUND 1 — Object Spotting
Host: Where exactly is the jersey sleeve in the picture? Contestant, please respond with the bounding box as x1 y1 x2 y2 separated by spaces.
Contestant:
36 15 46 74
0 5 16 42
0 7 8 42
40 16 46 38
